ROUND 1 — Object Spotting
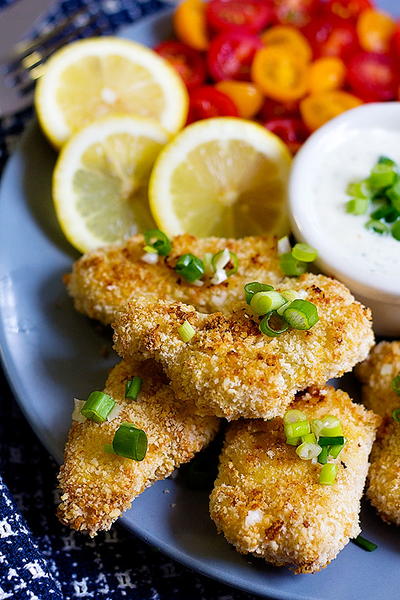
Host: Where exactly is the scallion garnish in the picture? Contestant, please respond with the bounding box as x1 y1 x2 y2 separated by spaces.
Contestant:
211 249 238 277
276 290 299 315
346 198 369 215
80 391 115 423
329 443 344 458
391 374 400 395
318 435 345 447
392 221 400 241
279 252 308 277
178 320 196 342
317 446 329 464
283 299 319 330
291 243 318 263
369 161 397 189
175 253 205 283
259 311 289 337
284 409 307 424
296 442 322 460
144 229 171 256
284 420 310 439
112 422 148 461
250 291 286 316
244 282 274 305
125 376 142 401
392 408 400 422
352 535 377 552
319 463 337 485
319 415 343 437
365 219 389 235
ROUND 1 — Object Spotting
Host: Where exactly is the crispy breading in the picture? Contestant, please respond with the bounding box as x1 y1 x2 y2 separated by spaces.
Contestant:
356 341 400 525
57 359 219 536
113 273 374 420
64 233 283 324
209 386 380 574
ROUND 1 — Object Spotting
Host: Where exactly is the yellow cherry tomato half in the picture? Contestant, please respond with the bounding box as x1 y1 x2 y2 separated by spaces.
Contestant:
309 57 346 93
261 25 312 64
252 46 310 102
300 90 363 131
215 81 264 118
173 0 209 51
357 9 396 54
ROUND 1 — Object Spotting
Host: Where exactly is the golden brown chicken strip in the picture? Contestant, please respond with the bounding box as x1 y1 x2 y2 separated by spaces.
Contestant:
356 341 400 525
57 359 219 536
64 233 283 324
113 273 374 420
210 386 380 573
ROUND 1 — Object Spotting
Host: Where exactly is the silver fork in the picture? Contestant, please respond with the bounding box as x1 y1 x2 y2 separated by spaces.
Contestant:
0 5 109 118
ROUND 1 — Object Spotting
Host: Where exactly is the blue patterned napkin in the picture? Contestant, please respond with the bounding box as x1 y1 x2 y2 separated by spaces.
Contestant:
0 1 257 598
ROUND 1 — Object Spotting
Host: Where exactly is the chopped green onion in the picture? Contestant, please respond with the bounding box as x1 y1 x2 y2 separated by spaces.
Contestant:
352 535 377 552
365 219 389 234
318 435 345 447
301 433 316 444
378 155 397 167
392 408 400 422
276 290 299 316
317 446 329 464
211 249 238 276
368 162 397 189
203 252 214 276
319 463 337 485
178 320 196 342
286 437 300 445
370 204 398 222
346 180 371 198
144 229 171 256
329 443 345 458
279 252 307 277
175 254 205 282
311 418 323 437
291 243 318 263
143 244 158 254
125 376 142 401
392 221 400 241
284 409 307 424
112 422 148 461
259 311 289 337
80 391 115 423
296 442 322 460
244 282 274 305
284 420 310 439
250 291 286 316
283 299 319 330
319 415 343 437
346 198 369 215
386 178 400 207
391 374 400 395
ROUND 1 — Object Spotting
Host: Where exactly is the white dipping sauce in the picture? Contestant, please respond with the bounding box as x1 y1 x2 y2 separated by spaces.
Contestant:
310 128 400 293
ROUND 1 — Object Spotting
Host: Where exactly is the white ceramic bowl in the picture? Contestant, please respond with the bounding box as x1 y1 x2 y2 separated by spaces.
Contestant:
289 102 400 337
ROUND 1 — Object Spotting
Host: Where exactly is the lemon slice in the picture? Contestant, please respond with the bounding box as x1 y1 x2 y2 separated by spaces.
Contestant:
149 117 292 238
35 37 188 147
53 115 169 253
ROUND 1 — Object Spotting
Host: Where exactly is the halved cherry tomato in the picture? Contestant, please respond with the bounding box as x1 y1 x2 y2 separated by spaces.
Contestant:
357 9 396 54
258 98 300 121
208 31 263 81
272 0 319 28
173 0 209 51
155 41 206 90
391 23 400 61
303 16 359 60
215 81 263 118
261 25 312 63
300 90 363 131
206 0 273 34
326 0 373 21
251 46 309 102
262 118 309 153
309 57 346 93
347 51 399 102
187 86 239 123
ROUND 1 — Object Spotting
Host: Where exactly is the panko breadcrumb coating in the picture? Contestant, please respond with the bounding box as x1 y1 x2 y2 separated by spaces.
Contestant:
64 233 284 324
57 359 219 536
113 273 374 420
210 386 380 574
356 341 400 525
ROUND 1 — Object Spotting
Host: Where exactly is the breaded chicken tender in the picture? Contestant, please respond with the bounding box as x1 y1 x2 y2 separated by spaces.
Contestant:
113 273 374 420
64 234 283 324
209 386 380 573
57 359 219 536
356 341 400 525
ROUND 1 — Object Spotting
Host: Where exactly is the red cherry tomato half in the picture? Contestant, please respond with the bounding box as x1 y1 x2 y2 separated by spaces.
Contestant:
207 31 263 81
154 40 206 90
272 0 320 28
303 16 359 60
206 0 273 34
263 118 309 153
187 85 239 123
347 52 399 102
326 0 373 21
391 23 400 61
258 98 300 121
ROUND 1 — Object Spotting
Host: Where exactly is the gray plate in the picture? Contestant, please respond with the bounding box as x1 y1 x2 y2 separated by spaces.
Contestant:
0 7 399 600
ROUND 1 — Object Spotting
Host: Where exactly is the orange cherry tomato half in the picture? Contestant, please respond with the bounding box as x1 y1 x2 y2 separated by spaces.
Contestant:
263 118 309 153
206 0 273 34
215 80 263 118
187 86 239 123
357 9 396 54
155 41 206 90
251 46 310 102
326 0 373 21
309 57 346 93
208 31 263 81
261 25 312 63
173 0 209 51
347 51 399 102
300 90 363 131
